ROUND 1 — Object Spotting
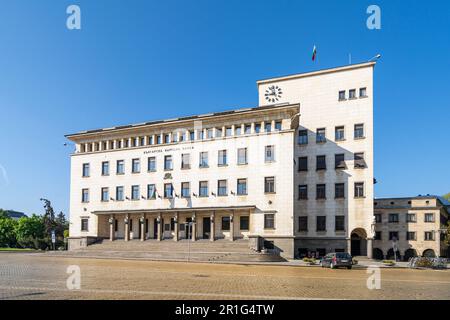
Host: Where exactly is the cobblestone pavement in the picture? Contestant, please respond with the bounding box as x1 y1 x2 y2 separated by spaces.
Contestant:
0 253 449 300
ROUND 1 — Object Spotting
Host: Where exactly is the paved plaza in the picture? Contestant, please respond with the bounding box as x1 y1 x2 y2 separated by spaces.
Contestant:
0 252 449 300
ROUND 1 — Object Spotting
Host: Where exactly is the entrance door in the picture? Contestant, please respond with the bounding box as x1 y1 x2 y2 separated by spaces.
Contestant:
185 218 192 239
203 217 211 239
138 220 141 239
153 218 158 239
351 238 361 256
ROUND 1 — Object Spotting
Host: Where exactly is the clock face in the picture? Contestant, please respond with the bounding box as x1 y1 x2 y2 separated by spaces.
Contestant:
265 85 283 103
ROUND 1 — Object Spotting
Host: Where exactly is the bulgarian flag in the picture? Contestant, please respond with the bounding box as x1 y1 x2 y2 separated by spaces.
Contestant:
312 45 317 61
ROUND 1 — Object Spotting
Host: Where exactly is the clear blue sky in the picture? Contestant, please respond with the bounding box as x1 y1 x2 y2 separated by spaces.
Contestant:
0 0 449 217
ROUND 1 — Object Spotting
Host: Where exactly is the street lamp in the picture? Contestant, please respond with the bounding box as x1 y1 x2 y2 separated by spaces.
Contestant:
368 53 382 62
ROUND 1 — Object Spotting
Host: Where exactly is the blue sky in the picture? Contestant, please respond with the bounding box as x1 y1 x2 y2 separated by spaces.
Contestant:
0 0 449 216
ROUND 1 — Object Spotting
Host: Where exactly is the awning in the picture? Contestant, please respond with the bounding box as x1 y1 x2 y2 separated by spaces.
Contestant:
92 205 256 215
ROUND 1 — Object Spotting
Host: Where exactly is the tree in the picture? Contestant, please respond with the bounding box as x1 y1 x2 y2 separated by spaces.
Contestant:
40 198 57 235
443 193 450 202
444 221 450 247
14 215 46 249
0 216 18 247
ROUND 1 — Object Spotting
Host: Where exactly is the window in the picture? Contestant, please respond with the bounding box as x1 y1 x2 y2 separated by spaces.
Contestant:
81 189 89 203
374 214 382 223
218 150 227 166
264 177 275 193
215 128 222 138
189 131 195 141
164 155 173 170
225 127 232 137
298 157 308 171
181 154 190 169
265 145 275 162
116 160 125 174
316 155 326 170
264 214 275 229
335 216 345 231
81 218 89 231
148 157 156 172
354 124 365 139
339 90 346 101
354 153 366 168
316 216 326 232
164 183 173 198
354 182 364 198
181 182 190 198
207 128 214 139
237 148 248 165
407 232 416 241
389 214 399 223
374 231 382 240
424 232 434 241
316 184 326 199
199 181 208 197
101 162 109 176
235 126 242 136
115 219 118 232
101 187 109 202
335 126 345 141
147 184 156 199
359 87 367 97
389 232 399 241
349 89 356 99
298 130 308 145
82 163 90 177
254 123 261 133
240 216 249 231
179 132 185 142
198 130 204 140
164 134 170 144
298 185 308 200
148 136 154 145
237 179 247 195
275 121 282 131
218 180 227 196
244 124 251 134
116 186 124 201
132 159 140 173
124 139 129 148
335 154 345 169
425 213 434 222
298 216 308 231
199 152 208 168
335 183 345 199
131 185 140 200
265 122 272 133
157 135 162 144
316 128 326 143
221 217 230 231
407 213 416 223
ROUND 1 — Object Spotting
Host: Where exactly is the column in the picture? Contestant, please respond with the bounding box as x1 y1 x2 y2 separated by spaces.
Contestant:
229 211 234 241
140 214 145 241
210 212 215 241
174 212 179 241
251 122 255 134
192 213 197 242
124 214 130 241
367 238 373 259
109 215 115 241
221 126 225 137
346 238 351 255
157 214 162 241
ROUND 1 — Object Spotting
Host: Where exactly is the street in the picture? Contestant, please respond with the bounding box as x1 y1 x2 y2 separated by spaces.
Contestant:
0 253 449 300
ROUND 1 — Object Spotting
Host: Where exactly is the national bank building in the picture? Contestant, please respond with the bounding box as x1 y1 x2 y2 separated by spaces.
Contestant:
66 62 375 259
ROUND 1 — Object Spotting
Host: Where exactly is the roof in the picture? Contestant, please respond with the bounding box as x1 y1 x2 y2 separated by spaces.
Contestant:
4 210 27 219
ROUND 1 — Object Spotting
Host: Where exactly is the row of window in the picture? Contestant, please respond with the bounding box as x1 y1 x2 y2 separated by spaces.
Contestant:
298 182 365 200
338 87 367 101
81 146 276 177
298 216 345 232
374 231 437 241
79 121 283 153
297 153 366 172
298 124 365 145
374 213 436 223
81 177 276 202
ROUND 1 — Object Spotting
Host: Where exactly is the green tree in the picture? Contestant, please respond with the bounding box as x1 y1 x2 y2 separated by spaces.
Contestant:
14 215 46 249
0 216 18 247
443 193 450 202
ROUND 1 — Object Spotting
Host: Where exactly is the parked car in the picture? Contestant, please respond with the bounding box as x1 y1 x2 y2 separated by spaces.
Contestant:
321 252 353 269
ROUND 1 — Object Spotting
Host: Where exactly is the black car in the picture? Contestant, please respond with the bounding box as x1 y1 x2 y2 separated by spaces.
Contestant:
321 252 353 269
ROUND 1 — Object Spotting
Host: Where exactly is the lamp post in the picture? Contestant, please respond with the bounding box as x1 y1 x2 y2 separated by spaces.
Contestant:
368 53 382 62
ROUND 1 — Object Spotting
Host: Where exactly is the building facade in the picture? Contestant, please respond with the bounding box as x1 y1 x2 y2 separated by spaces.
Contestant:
66 62 376 259
373 196 449 260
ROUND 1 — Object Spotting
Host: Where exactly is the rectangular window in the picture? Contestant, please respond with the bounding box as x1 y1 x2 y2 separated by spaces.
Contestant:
264 177 275 193
218 180 227 196
147 184 156 199
264 214 275 229
335 216 345 231
298 130 308 145
221 217 230 231
407 213 416 223
316 216 326 232
254 123 261 133
178 132 185 142
164 134 170 144
354 182 364 198
389 232 399 241
389 214 399 223
349 89 356 99
199 152 208 168
124 139 129 148
235 126 242 136
354 153 366 168
375 231 382 240
101 187 109 202
199 181 208 197
225 127 232 137
275 121 282 131
375 214 382 223
164 183 173 198
189 131 195 141
265 145 275 162
354 124 365 139
335 183 345 199
132 159 140 173
298 185 308 200
82 163 90 177
425 213 434 222
316 128 326 143
335 154 345 169
298 157 308 171
407 232 416 241
198 130 204 140
81 189 89 203
172 133 178 143
244 124 251 134
265 122 272 133
424 232 434 241
316 184 326 199
116 186 124 201
237 148 248 165
215 128 222 138
207 128 214 139
116 160 125 174
147 157 156 172
237 179 247 195
298 216 308 231
131 185 140 200
101 162 109 176
181 182 190 198
316 155 326 170
148 136 154 145
335 126 345 141
181 153 190 169
339 90 346 101
240 216 249 230
164 155 173 170
359 87 367 97
81 218 89 231
218 150 227 166
157 135 162 144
